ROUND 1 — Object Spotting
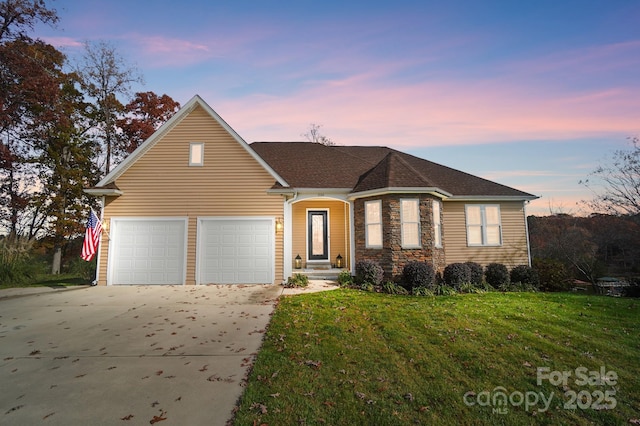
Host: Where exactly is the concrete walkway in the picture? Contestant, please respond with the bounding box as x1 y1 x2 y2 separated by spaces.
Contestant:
0 282 336 425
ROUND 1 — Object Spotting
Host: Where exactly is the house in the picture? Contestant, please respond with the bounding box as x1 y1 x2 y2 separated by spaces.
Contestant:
86 95 538 285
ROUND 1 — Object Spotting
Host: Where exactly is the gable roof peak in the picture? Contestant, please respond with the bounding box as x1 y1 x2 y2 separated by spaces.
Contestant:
95 95 287 188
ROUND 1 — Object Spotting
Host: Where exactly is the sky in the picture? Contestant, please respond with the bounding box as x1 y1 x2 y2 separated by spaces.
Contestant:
36 0 640 216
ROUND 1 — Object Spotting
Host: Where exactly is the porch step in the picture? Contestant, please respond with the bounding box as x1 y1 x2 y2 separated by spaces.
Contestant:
295 268 345 280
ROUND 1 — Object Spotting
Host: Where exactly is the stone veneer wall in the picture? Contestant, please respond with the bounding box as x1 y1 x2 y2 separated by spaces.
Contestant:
354 194 446 281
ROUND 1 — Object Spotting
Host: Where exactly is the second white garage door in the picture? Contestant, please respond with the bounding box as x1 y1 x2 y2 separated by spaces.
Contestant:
197 218 274 284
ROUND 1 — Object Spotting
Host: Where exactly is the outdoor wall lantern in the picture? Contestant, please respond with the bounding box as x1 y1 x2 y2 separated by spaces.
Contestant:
275 217 283 232
336 254 343 269
295 254 302 269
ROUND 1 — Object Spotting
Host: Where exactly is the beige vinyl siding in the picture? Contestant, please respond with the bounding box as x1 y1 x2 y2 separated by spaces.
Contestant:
442 200 530 268
291 200 350 269
98 105 284 285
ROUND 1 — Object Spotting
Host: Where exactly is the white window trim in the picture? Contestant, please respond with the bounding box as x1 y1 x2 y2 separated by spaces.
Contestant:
401 198 421 249
465 204 502 247
433 200 442 248
189 142 204 166
365 200 382 249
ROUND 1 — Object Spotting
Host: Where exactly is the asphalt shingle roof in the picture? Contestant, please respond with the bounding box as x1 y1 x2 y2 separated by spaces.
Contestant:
250 142 536 198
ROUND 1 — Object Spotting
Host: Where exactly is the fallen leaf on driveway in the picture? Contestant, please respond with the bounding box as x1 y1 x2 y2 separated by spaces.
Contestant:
149 410 167 424
5 405 24 414
121 414 134 420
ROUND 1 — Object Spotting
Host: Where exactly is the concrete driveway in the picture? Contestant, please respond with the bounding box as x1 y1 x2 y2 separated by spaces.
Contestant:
0 285 283 425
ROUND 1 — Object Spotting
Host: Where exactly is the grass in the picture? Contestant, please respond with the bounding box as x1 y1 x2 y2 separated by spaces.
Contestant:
0 274 91 290
234 290 640 425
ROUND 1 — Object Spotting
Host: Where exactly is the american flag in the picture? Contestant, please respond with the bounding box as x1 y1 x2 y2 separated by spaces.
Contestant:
81 210 102 261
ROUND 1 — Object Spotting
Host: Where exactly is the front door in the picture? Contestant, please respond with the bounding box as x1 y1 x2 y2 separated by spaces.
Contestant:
308 210 328 261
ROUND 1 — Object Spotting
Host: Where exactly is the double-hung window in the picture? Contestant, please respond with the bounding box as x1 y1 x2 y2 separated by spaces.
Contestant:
465 205 502 246
433 201 442 248
401 199 421 248
365 200 382 248
466 204 502 246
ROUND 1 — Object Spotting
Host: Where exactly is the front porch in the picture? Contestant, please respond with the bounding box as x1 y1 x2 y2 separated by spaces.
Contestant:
286 198 352 280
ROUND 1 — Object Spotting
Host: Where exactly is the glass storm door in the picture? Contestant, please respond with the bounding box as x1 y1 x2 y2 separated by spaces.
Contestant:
308 211 328 261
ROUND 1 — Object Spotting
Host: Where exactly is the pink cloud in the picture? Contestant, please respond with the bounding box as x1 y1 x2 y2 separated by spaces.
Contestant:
126 34 214 67
213 73 639 148
508 40 640 76
41 36 83 48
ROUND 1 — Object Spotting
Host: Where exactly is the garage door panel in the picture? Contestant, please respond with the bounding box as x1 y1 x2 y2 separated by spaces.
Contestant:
110 219 186 285
237 235 253 244
198 218 273 285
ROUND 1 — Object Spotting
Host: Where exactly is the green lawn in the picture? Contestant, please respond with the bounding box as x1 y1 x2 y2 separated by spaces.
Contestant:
234 290 640 425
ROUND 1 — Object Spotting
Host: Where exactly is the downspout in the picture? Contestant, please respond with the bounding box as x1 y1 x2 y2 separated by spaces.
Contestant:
523 200 533 267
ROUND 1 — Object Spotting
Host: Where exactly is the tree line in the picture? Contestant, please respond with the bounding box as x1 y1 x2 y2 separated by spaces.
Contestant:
528 213 640 288
0 0 179 274
529 137 640 288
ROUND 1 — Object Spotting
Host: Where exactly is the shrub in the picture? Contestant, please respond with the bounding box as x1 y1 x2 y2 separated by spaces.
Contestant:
485 263 510 288
465 262 484 286
381 281 409 295
443 263 471 288
401 261 435 290
510 265 540 290
457 281 483 294
433 284 457 296
284 273 309 288
355 260 384 287
68 257 97 281
533 258 570 292
411 286 434 297
0 238 39 285
337 270 354 287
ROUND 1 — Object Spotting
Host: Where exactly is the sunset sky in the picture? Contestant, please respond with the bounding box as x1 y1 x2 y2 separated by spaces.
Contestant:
37 0 640 215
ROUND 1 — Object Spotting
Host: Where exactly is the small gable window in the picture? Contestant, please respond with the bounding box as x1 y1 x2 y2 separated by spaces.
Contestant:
189 142 204 166
401 199 421 248
433 200 442 248
365 200 382 248
466 204 502 246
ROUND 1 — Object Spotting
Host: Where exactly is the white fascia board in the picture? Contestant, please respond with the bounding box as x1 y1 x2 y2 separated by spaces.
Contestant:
293 188 352 194
84 188 123 196
97 95 288 188
447 195 540 202
268 187 351 196
348 187 453 200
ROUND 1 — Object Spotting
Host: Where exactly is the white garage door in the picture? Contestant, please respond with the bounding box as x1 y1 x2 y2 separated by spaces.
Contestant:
109 218 187 285
198 218 274 284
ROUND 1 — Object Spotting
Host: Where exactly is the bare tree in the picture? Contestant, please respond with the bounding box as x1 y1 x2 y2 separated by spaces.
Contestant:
581 137 640 216
75 40 143 175
302 123 335 146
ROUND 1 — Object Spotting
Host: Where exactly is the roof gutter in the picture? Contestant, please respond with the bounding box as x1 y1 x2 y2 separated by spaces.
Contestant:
347 187 453 201
84 188 124 197
447 194 540 202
